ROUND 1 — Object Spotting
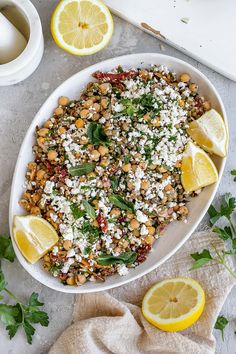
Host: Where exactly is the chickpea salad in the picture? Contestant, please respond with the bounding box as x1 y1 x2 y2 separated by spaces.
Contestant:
19 65 212 286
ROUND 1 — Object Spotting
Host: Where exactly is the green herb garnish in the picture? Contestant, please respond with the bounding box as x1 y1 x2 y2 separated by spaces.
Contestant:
124 155 132 164
87 122 110 146
0 270 49 344
81 221 100 244
214 315 229 341
97 251 137 265
190 193 236 280
109 194 135 213
0 235 15 263
70 203 85 219
231 170 236 182
69 162 96 177
82 200 96 220
109 176 119 190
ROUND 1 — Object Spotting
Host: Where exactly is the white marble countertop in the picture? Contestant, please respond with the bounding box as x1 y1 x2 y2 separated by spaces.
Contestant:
0 1 235 353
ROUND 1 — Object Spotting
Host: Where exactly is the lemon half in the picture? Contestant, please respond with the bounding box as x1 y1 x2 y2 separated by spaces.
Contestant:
142 277 205 332
13 215 59 264
181 141 218 193
187 109 228 157
51 0 114 56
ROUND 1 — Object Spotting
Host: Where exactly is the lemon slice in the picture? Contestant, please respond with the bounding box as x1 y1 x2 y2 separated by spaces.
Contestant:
51 0 114 56
181 141 218 193
13 215 59 264
187 109 228 157
142 277 205 332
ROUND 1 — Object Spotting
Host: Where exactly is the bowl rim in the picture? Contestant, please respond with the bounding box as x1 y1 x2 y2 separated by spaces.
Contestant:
9 52 227 293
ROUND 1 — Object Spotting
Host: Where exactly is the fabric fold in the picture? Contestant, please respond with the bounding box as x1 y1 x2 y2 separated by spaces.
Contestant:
49 232 235 354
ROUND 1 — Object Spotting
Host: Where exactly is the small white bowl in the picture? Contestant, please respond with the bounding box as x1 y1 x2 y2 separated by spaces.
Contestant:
0 0 44 86
9 53 227 293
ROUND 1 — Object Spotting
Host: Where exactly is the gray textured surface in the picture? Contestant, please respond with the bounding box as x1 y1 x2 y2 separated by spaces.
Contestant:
0 1 235 353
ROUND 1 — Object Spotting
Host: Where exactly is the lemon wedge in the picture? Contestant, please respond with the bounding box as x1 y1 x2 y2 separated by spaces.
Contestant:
181 141 218 193
142 277 205 332
51 0 114 56
13 215 59 264
187 109 228 157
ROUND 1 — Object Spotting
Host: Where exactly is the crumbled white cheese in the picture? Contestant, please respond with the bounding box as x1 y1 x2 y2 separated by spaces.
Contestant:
117 264 129 276
136 210 148 223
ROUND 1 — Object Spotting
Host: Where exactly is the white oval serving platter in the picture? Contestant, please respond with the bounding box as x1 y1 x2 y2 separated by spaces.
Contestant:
9 53 227 293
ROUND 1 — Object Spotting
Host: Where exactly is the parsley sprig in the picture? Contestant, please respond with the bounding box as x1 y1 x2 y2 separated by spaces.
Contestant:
190 193 236 279
214 315 229 341
0 235 49 344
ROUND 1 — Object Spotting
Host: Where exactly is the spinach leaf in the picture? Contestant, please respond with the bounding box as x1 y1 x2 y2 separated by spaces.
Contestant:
82 200 96 220
109 176 119 190
109 194 135 213
69 162 96 177
97 251 137 265
87 122 110 146
70 204 85 219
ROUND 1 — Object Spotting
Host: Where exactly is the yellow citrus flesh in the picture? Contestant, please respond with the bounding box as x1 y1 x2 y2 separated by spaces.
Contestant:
13 215 59 264
142 277 205 332
181 141 218 193
187 109 228 157
51 0 114 56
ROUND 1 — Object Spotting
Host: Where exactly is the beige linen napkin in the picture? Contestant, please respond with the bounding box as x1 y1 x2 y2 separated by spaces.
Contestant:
49 231 235 354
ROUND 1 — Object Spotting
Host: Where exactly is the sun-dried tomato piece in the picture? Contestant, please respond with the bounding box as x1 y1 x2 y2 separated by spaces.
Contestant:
97 211 108 232
93 70 138 82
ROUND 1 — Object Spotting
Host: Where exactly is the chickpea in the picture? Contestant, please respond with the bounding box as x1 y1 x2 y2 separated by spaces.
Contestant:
66 277 75 285
144 235 155 245
43 254 50 262
161 172 169 180
35 171 45 182
58 96 69 106
110 208 121 218
179 206 189 215
133 229 140 237
38 128 49 137
58 126 66 135
126 212 134 220
92 199 99 207
152 117 161 127
32 193 41 203
114 246 121 254
143 113 150 121
159 166 167 173
47 150 58 161
37 137 45 148
129 218 140 230
80 109 89 118
31 206 40 215
175 160 181 168
83 99 94 108
127 181 134 190
180 73 191 82
149 164 157 170
91 150 100 160
131 164 137 172
54 107 64 116
99 83 111 94
44 120 53 129
164 184 174 192
63 240 72 250
75 118 84 129
189 83 198 92
87 172 96 179
141 180 150 190
79 136 88 145
203 101 211 111
91 113 100 121
179 100 185 107
139 69 149 80
122 163 131 172
100 159 109 168
98 145 109 156
43 262 51 271
101 98 109 109
92 103 101 112
77 274 86 284
92 220 99 227
147 226 155 235
28 162 37 171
